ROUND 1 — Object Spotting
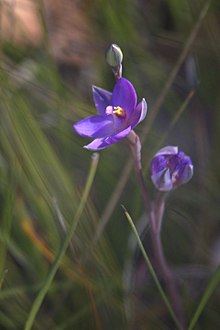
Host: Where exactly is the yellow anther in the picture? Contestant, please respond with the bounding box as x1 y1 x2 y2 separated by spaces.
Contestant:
113 106 126 118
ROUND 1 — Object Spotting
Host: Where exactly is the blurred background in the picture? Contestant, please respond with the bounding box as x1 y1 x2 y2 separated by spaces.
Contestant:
0 0 220 329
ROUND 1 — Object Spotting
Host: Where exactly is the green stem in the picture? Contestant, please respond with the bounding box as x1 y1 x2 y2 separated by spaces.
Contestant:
122 206 183 330
24 153 99 330
188 264 220 330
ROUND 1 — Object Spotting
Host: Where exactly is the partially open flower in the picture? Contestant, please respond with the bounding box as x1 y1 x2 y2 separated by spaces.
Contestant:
150 146 193 191
73 78 147 150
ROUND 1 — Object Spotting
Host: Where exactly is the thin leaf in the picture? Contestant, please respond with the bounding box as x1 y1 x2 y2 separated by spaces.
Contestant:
122 205 183 330
24 153 99 330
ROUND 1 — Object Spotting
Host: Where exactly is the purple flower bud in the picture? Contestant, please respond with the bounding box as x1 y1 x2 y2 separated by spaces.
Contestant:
150 146 193 191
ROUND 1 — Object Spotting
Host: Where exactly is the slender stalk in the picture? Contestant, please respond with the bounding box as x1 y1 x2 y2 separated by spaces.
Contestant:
127 130 186 328
122 206 183 330
112 64 122 81
24 153 99 330
127 131 151 211
149 201 186 328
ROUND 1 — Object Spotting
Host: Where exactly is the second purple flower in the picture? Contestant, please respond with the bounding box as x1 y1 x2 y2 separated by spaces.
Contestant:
150 146 193 191
73 78 147 150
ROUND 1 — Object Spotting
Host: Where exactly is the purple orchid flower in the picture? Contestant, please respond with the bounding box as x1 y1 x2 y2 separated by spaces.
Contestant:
73 78 147 150
150 146 193 191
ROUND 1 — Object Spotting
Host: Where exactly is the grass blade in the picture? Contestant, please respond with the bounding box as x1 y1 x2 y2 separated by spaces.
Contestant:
122 205 183 330
24 153 99 330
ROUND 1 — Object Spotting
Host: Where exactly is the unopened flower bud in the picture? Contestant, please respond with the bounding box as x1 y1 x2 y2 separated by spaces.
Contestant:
105 44 123 68
150 146 193 191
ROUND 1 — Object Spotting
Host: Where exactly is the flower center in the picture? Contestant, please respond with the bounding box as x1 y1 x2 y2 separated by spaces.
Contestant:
113 106 126 118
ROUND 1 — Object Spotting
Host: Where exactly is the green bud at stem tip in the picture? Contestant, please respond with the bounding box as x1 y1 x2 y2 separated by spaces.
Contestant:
105 44 123 68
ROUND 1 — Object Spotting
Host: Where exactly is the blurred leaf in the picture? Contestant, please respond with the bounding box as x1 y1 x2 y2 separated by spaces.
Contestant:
188 265 220 330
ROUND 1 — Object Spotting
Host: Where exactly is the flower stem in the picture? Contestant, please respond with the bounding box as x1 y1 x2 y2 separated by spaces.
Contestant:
127 131 151 211
127 131 186 328
122 205 183 330
149 197 186 328
113 64 122 81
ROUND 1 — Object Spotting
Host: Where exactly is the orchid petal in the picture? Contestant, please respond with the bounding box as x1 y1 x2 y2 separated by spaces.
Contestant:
84 138 110 150
106 126 132 144
73 115 115 138
92 86 112 115
154 146 178 157
174 163 194 186
112 78 137 115
84 126 132 151
129 98 147 128
151 169 173 191
150 155 166 174
136 98 147 124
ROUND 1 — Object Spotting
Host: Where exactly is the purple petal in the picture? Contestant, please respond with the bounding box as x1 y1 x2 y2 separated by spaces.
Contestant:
136 98 147 124
129 98 147 128
84 138 110 150
73 115 115 138
84 126 132 150
173 163 193 186
92 86 112 115
154 146 178 158
112 78 137 115
182 163 193 183
150 155 166 174
105 126 132 144
151 169 173 191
